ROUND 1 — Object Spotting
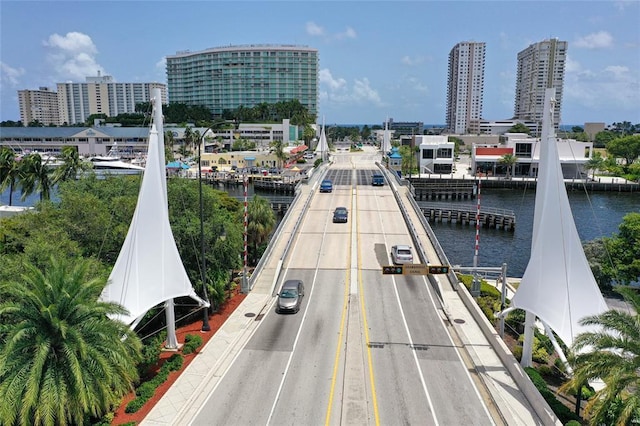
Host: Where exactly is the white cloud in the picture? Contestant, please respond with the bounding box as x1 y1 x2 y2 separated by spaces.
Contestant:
564 62 638 113
401 55 426 66
573 31 614 49
319 68 382 107
306 21 356 41
0 62 25 87
306 22 325 37
42 32 105 81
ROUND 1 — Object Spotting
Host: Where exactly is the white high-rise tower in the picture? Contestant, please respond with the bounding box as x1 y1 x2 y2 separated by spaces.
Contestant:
514 38 567 130
446 41 486 134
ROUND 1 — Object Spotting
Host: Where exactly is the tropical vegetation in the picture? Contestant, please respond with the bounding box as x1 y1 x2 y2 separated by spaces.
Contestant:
0 256 143 426
560 286 640 425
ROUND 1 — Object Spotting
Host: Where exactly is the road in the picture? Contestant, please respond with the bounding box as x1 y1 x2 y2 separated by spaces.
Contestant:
191 151 495 425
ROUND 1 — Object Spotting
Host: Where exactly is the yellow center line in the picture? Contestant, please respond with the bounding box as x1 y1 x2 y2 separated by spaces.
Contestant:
357 175 380 426
325 171 352 425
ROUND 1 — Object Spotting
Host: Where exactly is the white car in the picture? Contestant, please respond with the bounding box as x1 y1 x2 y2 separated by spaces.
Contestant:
391 245 413 265
303 152 315 159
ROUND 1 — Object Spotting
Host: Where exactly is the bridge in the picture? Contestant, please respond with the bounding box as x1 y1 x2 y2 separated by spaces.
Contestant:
142 148 558 425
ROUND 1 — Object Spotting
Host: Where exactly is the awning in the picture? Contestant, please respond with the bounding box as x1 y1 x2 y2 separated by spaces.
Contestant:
244 157 256 161
290 145 308 154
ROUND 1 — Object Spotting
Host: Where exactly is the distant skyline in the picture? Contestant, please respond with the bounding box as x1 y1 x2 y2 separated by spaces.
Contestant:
1 1 638 126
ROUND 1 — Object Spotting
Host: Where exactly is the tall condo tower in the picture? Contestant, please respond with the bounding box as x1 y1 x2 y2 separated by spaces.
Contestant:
446 41 486 134
514 38 567 128
166 44 319 119
18 87 60 126
56 73 167 125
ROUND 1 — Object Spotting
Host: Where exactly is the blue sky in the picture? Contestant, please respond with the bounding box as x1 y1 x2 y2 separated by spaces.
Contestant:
1 1 638 126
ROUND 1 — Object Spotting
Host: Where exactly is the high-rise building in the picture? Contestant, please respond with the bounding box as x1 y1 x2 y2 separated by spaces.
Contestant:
514 38 567 128
446 41 486 134
166 44 319 119
56 73 167 125
18 87 60 126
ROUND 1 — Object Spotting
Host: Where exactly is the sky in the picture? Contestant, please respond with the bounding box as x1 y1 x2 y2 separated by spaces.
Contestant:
1 1 639 126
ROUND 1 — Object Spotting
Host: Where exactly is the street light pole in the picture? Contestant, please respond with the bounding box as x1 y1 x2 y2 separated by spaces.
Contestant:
199 129 211 332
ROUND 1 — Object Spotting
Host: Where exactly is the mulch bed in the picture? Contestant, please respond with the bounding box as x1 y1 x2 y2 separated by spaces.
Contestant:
111 291 247 425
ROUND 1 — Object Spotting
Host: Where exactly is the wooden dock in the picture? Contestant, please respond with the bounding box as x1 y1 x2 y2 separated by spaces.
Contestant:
418 202 516 231
410 180 476 201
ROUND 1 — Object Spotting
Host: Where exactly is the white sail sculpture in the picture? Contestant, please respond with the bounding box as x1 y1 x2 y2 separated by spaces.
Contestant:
315 124 329 162
510 88 608 365
100 88 208 344
382 118 391 154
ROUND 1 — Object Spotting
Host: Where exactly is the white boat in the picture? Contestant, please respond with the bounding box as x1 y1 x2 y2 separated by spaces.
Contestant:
87 143 145 171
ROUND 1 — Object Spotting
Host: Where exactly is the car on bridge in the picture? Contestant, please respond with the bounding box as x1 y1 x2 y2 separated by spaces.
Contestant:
372 174 384 186
320 179 333 193
391 245 413 265
276 279 305 314
333 207 348 223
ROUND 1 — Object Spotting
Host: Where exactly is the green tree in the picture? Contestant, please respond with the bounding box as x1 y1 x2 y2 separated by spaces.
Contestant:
361 125 371 141
0 256 143 426
269 139 287 169
18 153 54 201
53 146 85 183
508 123 531 134
560 286 640 426
0 147 21 205
594 130 617 148
606 135 640 170
584 152 605 181
247 195 276 265
498 154 517 179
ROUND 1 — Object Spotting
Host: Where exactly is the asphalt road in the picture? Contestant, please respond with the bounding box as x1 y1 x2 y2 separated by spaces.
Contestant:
192 152 495 425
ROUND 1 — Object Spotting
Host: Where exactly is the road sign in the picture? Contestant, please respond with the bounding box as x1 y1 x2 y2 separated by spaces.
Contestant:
428 265 450 274
402 264 429 275
382 265 403 275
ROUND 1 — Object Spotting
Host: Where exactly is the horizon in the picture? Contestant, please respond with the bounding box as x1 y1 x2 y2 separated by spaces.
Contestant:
1 2 638 125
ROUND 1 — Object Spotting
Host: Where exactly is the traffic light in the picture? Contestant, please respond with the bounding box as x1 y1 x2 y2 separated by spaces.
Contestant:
382 266 404 275
428 265 449 274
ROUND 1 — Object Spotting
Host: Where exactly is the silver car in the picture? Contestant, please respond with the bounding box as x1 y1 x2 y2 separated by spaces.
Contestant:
276 279 305 314
391 245 413 265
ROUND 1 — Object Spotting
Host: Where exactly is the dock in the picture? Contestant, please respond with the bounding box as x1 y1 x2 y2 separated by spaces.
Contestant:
418 202 516 231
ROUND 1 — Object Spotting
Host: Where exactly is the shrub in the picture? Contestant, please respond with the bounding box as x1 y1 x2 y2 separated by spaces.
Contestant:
536 364 553 377
183 334 204 355
125 353 184 413
511 345 523 361
532 347 549 364
565 421 581 426
525 367 581 424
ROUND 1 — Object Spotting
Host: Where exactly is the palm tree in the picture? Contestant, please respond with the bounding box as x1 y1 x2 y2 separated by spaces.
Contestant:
247 195 276 265
0 257 143 426
0 147 21 205
585 152 605 181
17 153 54 201
269 139 287 169
498 154 517 179
53 146 85 183
560 286 640 425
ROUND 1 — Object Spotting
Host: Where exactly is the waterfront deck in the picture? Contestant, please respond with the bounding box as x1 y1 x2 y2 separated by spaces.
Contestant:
418 201 516 231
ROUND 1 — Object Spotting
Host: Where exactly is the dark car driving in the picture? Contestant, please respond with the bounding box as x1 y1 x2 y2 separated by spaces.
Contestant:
333 207 348 223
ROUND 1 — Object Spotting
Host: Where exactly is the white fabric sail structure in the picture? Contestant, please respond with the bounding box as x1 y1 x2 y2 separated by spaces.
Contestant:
315 124 329 161
100 88 207 326
382 119 391 154
511 88 608 348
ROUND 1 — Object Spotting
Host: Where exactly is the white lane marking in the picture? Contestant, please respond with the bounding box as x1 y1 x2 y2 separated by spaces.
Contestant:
373 188 439 425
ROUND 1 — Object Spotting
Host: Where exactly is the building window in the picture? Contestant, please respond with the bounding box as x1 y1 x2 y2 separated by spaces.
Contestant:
515 143 532 158
422 149 434 159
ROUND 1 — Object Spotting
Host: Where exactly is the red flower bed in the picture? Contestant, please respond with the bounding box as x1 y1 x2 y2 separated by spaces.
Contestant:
112 291 247 425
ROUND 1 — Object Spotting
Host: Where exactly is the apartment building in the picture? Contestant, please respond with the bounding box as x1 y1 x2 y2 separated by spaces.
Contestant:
166 44 319 118
56 73 167 125
18 87 60 126
514 38 567 129
446 41 486 134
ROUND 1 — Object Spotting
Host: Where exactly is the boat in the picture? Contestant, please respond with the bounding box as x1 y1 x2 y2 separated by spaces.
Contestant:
507 88 609 367
87 143 145 172
99 88 208 348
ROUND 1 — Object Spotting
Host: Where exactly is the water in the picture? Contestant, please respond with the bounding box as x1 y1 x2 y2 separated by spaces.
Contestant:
4 184 637 278
428 188 639 277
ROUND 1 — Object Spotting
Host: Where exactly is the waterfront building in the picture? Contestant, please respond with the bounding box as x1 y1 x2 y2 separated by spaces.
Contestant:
477 119 542 136
471 132 592 178
416 135 455 174
384 118 423 136
56 73 167 125
446 41 486 135
514 38 567 131
166 45 319 118
18 87 60 126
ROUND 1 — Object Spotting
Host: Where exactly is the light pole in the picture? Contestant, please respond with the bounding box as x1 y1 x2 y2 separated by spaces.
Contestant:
199 128 214 332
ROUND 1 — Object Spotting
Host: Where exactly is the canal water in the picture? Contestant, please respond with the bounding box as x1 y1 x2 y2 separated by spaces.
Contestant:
3 184 638 278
